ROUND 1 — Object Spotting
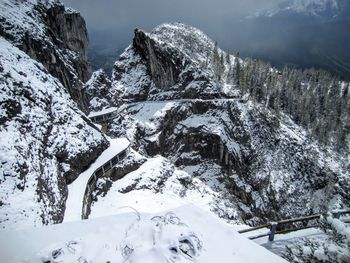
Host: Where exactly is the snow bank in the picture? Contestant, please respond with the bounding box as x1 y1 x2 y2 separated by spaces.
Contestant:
0 205 287 263
89 156 226 219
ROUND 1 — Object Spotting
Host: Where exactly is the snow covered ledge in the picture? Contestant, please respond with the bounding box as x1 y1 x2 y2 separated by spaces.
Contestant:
0 205 287 263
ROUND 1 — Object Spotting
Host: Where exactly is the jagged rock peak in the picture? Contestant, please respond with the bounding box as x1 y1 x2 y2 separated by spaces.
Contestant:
145 22 217 65
0 0 86 51
110 22 231 102
131 23 226 79
0 0 109 230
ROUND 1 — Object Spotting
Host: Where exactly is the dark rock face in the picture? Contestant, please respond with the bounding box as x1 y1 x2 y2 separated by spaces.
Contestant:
43 4 91 82
0 1 91 111
133 28 186 89
46 6 89 62
108 98 349 224
56 138 109 185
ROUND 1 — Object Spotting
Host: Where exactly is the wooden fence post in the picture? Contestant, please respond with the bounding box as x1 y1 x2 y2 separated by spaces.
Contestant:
268 222 278 242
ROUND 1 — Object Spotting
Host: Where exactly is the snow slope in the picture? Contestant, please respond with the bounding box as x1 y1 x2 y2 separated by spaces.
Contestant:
64 138 130 222
89 155 232 220
0 205 287 263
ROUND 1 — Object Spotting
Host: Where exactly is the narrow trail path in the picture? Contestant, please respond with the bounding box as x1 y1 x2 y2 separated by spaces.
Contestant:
63 138 130 222
87 98 242 122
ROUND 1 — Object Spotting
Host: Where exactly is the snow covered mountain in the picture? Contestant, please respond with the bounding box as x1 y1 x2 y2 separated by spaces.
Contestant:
0 0 349 262
257 0 348 20
85 22 349 225
82 22 350 261
0 0 108 230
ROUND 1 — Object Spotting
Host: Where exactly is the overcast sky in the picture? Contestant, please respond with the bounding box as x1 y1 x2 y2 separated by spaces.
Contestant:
63 0 279 30
59 0 350 80
62 0 280 47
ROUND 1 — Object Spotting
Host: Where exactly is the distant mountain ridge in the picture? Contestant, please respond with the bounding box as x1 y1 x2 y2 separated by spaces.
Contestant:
239 0 350 81
257 0 348 20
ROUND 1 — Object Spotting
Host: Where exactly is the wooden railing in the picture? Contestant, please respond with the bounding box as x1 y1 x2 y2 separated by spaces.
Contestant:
238 210 350 241
81 146 131 219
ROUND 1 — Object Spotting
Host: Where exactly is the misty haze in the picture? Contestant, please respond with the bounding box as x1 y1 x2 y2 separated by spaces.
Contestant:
0 0 349 263
65 0 350 79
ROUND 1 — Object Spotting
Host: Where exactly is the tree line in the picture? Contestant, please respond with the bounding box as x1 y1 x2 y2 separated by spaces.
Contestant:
211 45 349 151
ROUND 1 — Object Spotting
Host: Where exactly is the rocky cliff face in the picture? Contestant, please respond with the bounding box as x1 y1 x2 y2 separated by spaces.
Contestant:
0 0 108 230
132 28 190 90
0 0 91 111
84 69 114 112
87 23 349 224
106 100 349 224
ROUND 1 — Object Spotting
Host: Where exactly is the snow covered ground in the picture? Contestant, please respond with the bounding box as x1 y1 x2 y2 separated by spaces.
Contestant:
255 228 324 253
88 155 240 221
90 157 213 218
0 205 287 263
63 138 130 222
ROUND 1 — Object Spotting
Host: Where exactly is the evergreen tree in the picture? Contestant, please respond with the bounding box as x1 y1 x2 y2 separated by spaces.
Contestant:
221 44 349 150
212 41 222 81
233 52 241 87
